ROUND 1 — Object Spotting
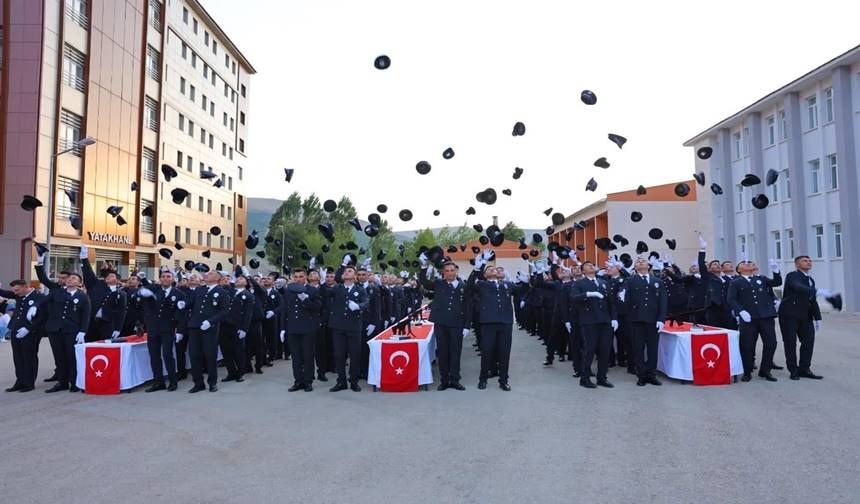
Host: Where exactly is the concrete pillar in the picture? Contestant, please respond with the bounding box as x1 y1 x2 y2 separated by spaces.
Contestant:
784 92 809 253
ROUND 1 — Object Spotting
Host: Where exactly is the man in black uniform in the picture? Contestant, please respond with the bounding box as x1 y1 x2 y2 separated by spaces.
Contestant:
1 280 46 392
122 273 145 336
175 272 199 380
138 269 186 391
605 261 631 372
418 258 471 390
260 272 282 368
567 261 617 388
245 273 268 374
357 267 382 379
778 255 824 380
727 260 782 382
697 235 733 328
328 263 369 392
622 257 667 387
80 246 127 341
280 267 322 391
35 250 90 393
315 269 335 381
221 272 255 383
186 270 228 392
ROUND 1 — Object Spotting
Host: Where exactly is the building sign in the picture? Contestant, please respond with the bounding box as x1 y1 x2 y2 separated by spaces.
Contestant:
87 231 132 245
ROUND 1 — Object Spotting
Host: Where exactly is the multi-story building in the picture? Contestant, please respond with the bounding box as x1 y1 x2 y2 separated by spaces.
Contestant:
0 0 253 281
684 44 860 311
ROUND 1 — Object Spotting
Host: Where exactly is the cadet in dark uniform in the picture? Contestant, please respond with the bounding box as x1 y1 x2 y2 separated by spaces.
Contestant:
623 257 668 387
280 268 322 391
567 261 618 388
315 270 336 380
697 236 733 328
260 272 282 368
418 259 472 390
1 280 46 392
186 270 228 392
35 251 90 393
727 260 782 382
80 246 127 341
683 263 707 325
357 267 382 379
221 272 255 383
138 269 186 391
778 255 824 380
328 264 369 392
605 262 631 371
175 272 198 380
245 273 268 374
122 274 145 336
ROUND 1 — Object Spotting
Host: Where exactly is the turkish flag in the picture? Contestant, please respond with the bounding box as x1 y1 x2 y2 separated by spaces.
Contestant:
691 333 731 386
84 346 121 395
380 342 419 392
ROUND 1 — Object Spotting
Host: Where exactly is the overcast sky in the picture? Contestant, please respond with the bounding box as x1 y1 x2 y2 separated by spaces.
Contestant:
203 0 860 231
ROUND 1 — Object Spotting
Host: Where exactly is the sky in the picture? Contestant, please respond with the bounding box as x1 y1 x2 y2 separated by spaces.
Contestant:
202 0 860 231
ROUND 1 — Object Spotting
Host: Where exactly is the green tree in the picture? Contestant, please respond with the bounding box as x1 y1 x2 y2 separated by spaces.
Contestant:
500 221 525 242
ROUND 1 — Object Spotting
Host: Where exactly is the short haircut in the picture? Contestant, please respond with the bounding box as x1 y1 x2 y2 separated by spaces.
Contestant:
59 271 72 276
267 272 279 279
794 255 810 262
442 261 458 269
708 260 720 267
721 261 733 267
293 267 307 274
580 261 594 270
343 266 356 273
356 267 367 273
9 279 27 287
160 269 174 276
67 272 82 281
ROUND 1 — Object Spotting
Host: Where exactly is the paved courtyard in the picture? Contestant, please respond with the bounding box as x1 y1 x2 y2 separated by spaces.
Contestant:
1 314 859 504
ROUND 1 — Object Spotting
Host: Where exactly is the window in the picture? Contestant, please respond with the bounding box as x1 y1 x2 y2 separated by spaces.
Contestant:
210 102 215 116
197 196 203 212
62 43 86 92
241 84 246 97
237 223 243 237
174 225 181 243
778 110 787 140
224 82 229 97
787 229 795 258
806 95 818 130
186 193 191 208
240 111 245 125
225 54 229 68
223 112 228 126
206 233 212 247
176 150 183 170
200 162 205 174
148 0 161 31
222 142 227 156
239 139 245 152
142 148 157 182
204 31 210 46
203 64 209 79
185 228 191 244
733 132 741 160
231 90 236 103
207 199 212 214
186 155 192 172
219 236 225 249
827 154 838 190
813 225 824 258
770 176 779 202
181 42 187 59
189 84 195 101
227 237 232 249
220 204 225 218
56 176 81 220
146 45 161 80
208 133 214 149
197 231 203 245
192 52 198 69
201 95 207 111
766 115 775 146
200 127 206 144
238 166 243 180
232 61 236 75
228 176 233 190
743 127 750 156
228 207 233 220
238 195 244 209
738 235 746 257
229 147 233 160
824 88 834 123
736 184 744 212
809 159 820 194
183 7 189 23
833 223 842 258
59 110 83 155
212 41 218 55
193 18 198 34
211 71 216 85
180 77 186 94
66 0 88 28
772 231 782 260
188 120 194 137
144 96 159 132
230 117 234 131
141 199 154 233
783 169 791 199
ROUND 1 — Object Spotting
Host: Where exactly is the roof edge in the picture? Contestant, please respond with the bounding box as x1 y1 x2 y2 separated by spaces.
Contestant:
188 0 257 74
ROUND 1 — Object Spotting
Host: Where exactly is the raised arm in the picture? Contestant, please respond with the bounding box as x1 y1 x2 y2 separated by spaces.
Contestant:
35 263 59 290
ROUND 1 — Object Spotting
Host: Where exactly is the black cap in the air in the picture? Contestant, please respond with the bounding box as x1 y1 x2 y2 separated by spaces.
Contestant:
161 164 178 181
585 178 598 192
766 169 779 186
580 90 597 105
710 183 723 195
751 194 769 210
636 241 649 255
551 213 565 226
693 172 705 186
323 200 337 212
594 157 610 169
697 146 713 160
284 168 295 183
159 248 173 259
416 161 431 175
171 188 189 204
512 122 526 137
630 211 643 222
648 228 663 240
608 133 627 149
512 167 523 180
674 182 691 198
399 209 413 221
741 174 761 187
377 204 388 213
443 148 455 160
106 205 123 217
665 239 676 250
374 55 391 70
636 185 647 196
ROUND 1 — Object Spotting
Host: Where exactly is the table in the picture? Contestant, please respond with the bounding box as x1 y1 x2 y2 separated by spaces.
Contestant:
75 336 153 394
367 321 436 392
657 322 743 385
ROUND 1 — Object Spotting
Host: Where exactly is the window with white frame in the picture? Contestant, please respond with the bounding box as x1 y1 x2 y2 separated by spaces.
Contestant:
56 176 80 219
66 0 88 28
772 231 782 260
142 148 156 182
201 94 207 111
827 154 838 190
833 223 842 258
766 115 775 145
193 18 198 34
59 109 83 155
148 0 161 31
141 199 154 233
62 43 86 92
188 119 194 137
183 7 189 23
813 225 824 258
824 88 834 123
809 159 820 194
770 176 779 202
743 127 750 156
736 184 744 212
186 155 192 172
174 225 181 243
783 169 791 199
778 110 787 140
144 96 159 131
733 132 741 159
197 231 203 246
189 84 195 101
219 236 225 249
176 150 183 170
180 76 185 94
786 229 795 258
181 42 187 60
806 95 818 130
227 237 232 249
738 235 747 257
146 45 160 80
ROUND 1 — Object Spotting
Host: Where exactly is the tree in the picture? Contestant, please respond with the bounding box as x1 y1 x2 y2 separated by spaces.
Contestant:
500 221 525 242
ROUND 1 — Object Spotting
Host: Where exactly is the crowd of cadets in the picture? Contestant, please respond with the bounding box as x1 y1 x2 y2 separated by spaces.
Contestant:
4 234 828 394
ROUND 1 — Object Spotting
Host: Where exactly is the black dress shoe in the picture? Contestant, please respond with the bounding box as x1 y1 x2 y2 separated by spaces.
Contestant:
580 380 597 389
167 382 178 391
636 379 647 387
329 383 347 392
559 356 566 362
44 374 58 383
350 383 362 392
145 383 166 393
288 383 304 392
542 359 553 366
647 377 662 386
499 382 511 391
799 370 823 379
18 386 34 392
177 372 188 381
69 385 81 393
255 368 264 375
317 373 328 382
449 382 466 391
209 385 218 392
222 375 236 382
304 384 313 392
758 372 777 382
770 364 784 370
597 379 615 388
45 383 66 393
627 367 637 375
477 380 487 390
741 373 752 382
189 384 205 393
5 384 22 392
235 376 245 383
265 361 274 367
437 383 449 391
790 372 800 380
571 371 582 378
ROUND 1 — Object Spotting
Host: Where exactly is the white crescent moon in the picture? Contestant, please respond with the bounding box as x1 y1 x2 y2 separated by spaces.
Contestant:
89 354 109 371
699 343 721 361
388 350 410 367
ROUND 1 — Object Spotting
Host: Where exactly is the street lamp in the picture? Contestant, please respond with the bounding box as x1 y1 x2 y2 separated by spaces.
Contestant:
44 136 96 265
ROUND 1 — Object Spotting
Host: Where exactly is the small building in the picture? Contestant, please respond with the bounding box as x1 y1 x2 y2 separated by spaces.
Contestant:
445 239 540 279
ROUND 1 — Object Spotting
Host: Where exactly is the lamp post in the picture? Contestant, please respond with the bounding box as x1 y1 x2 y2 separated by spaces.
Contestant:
45 136 96 266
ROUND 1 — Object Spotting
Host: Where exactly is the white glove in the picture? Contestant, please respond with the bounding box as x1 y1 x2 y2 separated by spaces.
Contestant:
586 291 605 299
110 330 120 339
519 300 525 308
773 299 781 311
739 310 752 323
617 290 626 303
650 258 664 272
79 245 88 259
816 288 831 297
348 300 360 311
611 320 619 331
297 293 309 301
655 322 665 332
265 310 275 319
309 257 317 270
200 320 211 331
342 254 351 267
390 317 396 324
698 234 707 251
516 271 528 283
768 258 779 273
279 330 285 343
418 253 428 266
565 322 572 333
462 328 470 338
136 271 146 279
36 253 46 266
95 308 104 319
366 325 376 336
383 320 389 329
138 287 154 298
361 257 372 269
237 330 246 339
75 332 85 344
814 320 821 331
26 306 37 321
482 249 494 261
475 256 485 269
176 333 184 342
242 266 251 276
15 327 29 339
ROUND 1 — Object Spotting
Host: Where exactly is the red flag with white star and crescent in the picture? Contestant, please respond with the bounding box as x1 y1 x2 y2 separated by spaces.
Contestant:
380 342 419 392
691 333 731 385
85 346 121 394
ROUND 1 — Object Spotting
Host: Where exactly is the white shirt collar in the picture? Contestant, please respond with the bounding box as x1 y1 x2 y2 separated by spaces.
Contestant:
163 287 171 295
449 279 459 288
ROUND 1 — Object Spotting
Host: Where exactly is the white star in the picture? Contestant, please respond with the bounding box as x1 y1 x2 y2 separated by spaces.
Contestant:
706 360 715 368
395 367 404 375
95 370 103 377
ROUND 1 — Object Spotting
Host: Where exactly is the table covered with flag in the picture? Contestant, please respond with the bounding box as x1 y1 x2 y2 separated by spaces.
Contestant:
367 320 436 392
75 336 153 394
657 322 743 385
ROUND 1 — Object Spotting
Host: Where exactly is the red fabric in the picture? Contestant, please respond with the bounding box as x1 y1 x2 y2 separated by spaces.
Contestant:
374 324 433 341
380 342 419 392
84 346 121 395
691 333 731 385
661 321 721 333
